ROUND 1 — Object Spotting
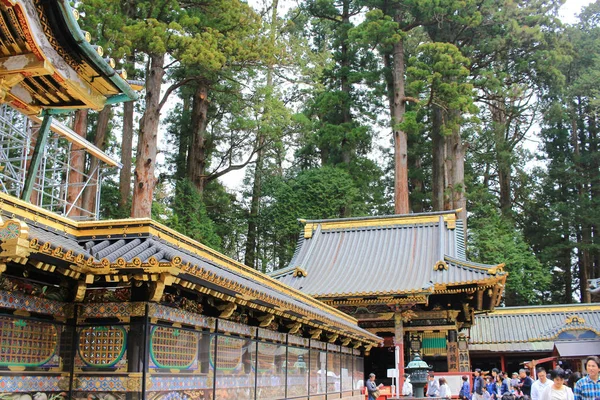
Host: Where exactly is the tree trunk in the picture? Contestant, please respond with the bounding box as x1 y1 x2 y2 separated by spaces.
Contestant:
244 144 264 269
410 156 424 213
187 82 210 195
244 0 279 269
391 31 409 215
131 53 165 218
119 99 134 211
447 110 467 224
82 105 112 215
66 109 88 218
573 107 591 303
563 225 573 303
340 0 352 166
490 99 511 217
431 105 445 211
176 94 192 180
589 112 600 280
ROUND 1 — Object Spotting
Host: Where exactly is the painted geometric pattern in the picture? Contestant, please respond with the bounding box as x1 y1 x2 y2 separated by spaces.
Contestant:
0 290 67 317
0 221 21 240
74 376 141 392
210 336 244 372
0 317 58 367
218 320 256 337
149 304 214 329
78 326 127 368
149 326 198 369
147 375 212 391
0 375 65 392
78 302 145 320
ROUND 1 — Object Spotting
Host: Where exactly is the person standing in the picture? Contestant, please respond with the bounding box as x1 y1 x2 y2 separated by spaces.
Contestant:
518 369 534 398
403 373 413 396
459 375 471 400
440 377 452 399
567 372 582 392
532 367 553 400
427 372 440 397
366 372 383 400
498 373 510 398
574 356 600 400
540 368 574 400
487 376 499 400
474 369 486 400
511 372 520 394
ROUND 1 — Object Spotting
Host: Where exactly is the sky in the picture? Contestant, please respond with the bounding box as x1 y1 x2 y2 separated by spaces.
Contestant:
560 0 594 23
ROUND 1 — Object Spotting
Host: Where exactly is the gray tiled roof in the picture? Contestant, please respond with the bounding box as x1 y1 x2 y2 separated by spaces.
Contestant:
469 304 600 352
5 215 380 343
270 213 503 297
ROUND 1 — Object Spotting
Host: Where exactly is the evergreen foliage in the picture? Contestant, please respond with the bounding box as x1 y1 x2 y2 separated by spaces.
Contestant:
167 180 222 250
82 0 600 306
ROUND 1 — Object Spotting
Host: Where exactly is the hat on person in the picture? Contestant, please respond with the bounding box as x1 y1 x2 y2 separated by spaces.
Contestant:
369 373 376 377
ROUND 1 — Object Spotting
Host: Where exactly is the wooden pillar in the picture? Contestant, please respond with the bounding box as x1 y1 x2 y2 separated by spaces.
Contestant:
458 335 471 372
501 355 506 373
447 330 459 372
395 313 405 397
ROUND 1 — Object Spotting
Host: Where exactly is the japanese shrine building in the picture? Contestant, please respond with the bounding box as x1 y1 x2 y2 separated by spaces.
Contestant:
271 212 507 382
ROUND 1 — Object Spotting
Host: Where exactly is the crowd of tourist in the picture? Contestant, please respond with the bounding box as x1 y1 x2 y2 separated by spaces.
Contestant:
460 355 598 400
367 356 600 400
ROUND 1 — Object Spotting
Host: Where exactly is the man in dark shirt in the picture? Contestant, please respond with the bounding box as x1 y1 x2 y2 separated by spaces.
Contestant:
518 369 533 398
473 368 485 400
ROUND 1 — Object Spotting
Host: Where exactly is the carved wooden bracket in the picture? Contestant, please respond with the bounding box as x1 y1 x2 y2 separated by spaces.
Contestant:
287 322 302 335
149 273 174 302
341 337 352 346
258 313 275 328
217 302 237 318
74 281 87 302
309 328 322 340
327 333 339 343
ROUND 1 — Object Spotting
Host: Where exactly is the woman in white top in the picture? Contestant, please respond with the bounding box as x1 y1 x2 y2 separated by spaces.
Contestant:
539 368 574 400
439 377 453 399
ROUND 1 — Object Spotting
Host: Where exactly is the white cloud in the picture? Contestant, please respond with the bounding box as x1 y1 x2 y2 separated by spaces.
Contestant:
560 0 594 24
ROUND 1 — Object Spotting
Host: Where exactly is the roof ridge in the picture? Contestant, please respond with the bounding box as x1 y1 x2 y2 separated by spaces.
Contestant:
444 255 505 273
300 209 461 224
269 265 296 278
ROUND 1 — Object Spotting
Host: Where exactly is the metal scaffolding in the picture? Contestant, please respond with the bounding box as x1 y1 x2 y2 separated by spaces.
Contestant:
0 105 118 220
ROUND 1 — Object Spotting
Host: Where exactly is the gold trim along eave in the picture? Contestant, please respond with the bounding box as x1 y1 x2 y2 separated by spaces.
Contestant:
314 276 505 300
302 211 459 234
486 303 600 315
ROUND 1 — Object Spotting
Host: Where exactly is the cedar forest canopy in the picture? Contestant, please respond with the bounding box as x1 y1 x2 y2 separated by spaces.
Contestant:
0 0 599 351
1 0 594 300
